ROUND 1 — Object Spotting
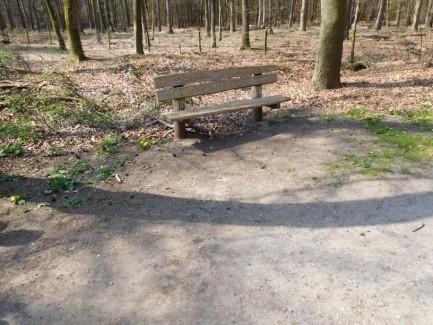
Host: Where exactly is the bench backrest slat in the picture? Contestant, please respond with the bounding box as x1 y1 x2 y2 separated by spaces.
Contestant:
156 73 277 101
154 65 277 89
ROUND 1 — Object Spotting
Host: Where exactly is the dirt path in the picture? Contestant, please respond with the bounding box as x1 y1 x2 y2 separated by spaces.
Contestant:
1 117 433 324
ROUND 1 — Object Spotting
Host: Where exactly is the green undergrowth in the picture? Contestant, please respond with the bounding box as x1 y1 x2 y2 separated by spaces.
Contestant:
330 106 433 178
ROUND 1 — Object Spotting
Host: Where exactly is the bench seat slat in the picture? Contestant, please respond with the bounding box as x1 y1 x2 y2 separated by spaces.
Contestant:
154 65 277 89
161 95 289 121
156 73 277 101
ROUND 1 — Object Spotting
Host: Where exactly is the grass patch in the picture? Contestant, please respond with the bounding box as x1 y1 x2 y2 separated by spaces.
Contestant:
394 102 433 129
138 137 159 151
97 133 123 154
319 114 336 122
0 121 38 142
0 143 24 157
57 196 84 209
96 165 114 181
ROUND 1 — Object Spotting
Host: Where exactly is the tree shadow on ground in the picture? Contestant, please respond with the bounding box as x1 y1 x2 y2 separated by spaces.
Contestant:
0 221 42 247
345 78 433 89
2 176 432 230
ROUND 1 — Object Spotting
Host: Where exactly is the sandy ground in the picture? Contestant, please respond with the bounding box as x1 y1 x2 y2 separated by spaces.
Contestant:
1 116 433 324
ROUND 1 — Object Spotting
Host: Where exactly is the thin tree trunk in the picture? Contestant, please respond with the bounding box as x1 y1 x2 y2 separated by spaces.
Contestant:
374 0 386 30
125 0 131 26
134 0 143 53
211 0 216 47
299 0 307 31
64 0 86 61
350 0 359 64
395 0 402 27
16 0 27 29
288 0 295 27
426 0 433 28
142 0 150 50
4 0 16 29
218 0 222 41
257 0 262 27
240 0 250 49
344 0 352 39
411 0 422 31
230 0 235 31
205 0 211 36
44 0 66 49
165 0 173 33
405 0 413 26
312 0 346 89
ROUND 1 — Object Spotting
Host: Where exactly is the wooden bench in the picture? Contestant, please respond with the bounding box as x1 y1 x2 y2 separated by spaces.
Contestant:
154 65 289 139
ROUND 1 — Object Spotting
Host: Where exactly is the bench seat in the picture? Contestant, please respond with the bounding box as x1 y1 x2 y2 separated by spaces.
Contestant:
161 95 289 122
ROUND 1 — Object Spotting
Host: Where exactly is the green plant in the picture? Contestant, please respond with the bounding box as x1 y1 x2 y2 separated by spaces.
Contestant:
97 134 123 154
46 146 62 157
47 168 83 192
70 160 91 176
57 196 84 209
0 143 24 157
0 121 38 142
96 165 114 181
138 138 158 151
10 195 29 205
268 112 294 125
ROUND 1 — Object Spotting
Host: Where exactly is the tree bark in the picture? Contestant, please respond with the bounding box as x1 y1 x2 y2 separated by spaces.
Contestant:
230 0 235 31
44 0 66 49
4 0 16 29
165 0 173 33
288 0 295 27
240 0 250 49
134 0 144 53
411 0 422 31
374 0 386 30
426 0 433 28
211 0 216 47
64 0 86 61
218 0 222 41
395 0 402 27
205 0 211 36
299 0 308 31
312 0 346 89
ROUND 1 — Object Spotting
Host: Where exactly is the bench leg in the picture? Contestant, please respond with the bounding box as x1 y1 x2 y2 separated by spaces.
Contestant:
174 121 186 139
253 107 263 121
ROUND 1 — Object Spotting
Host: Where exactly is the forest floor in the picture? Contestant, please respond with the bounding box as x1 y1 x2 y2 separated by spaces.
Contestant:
1 26 433 324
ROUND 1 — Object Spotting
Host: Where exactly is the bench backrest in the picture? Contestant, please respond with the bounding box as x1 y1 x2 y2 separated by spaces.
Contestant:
154 65 278 101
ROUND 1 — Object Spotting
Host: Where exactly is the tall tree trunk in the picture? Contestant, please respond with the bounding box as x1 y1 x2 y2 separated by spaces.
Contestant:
405 0 413 26
44 0 66 49
299 0 307 31
134 0 143 53
16 0 27 29
218 0 222 41
240 0 250 49
142 0 150 50
155 0 161 31
64 0 86 61
288 0 295 27
230 0 235 31
411 0 422 31
205 0 211 36
374 0 386 30
211 0 216 47
344 0 352 39
426 0 433 28
90 0 101 41
257 0 262 27
4 0 16 29
395 0 402 26
350 0 359 63
124 0 131 26
166 0 173 33
312 0 346 89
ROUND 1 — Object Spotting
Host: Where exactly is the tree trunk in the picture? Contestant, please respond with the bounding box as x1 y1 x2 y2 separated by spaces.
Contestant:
211 0 216 47
64 0 86 61
165 0 173 33
240 0 250 49
405 0 412 26
426 0 433 28
134 0 144 53
288 0 295 27
218 0 222 41
142 0 151 50
44 0 66 49
230 0 235 31
156 0 161 31
312 0 346 89
299 0 307 31
344 0 352 39
4 0 16 29
395 0 402 27
205 0 211 36
16 0 27 29
411 0 422 31
257 0 262 28
350 0 359 64
374 0 386 30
